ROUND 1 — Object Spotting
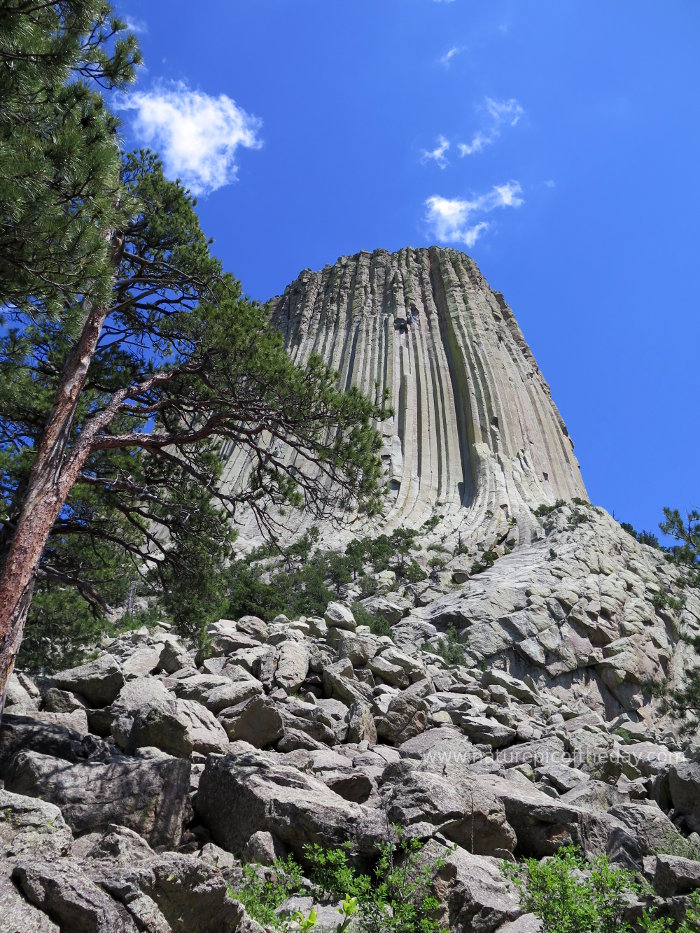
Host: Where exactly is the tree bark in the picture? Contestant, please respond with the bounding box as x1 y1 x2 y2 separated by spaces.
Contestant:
0 240 123 715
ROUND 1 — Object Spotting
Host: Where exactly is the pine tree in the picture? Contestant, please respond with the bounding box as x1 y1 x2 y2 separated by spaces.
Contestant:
0 7 386 707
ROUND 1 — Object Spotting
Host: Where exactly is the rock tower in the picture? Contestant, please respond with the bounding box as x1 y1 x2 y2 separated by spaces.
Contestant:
221 246 586 548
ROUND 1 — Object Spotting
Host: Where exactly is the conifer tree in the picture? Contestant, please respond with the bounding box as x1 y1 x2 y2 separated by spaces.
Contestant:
0 6 385 707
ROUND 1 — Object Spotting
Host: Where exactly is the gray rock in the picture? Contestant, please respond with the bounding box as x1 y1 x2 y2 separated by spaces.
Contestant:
219 696 285 747
654 854 700 897
175 699 228 755
381 763 516 856
489 776 584 857
456 715 516 749
346 701 377 745
0 713 118 778
111 678 191 757
196 749 383 859
42 687 86 714
0 861 59 932
375 693 428 745
0 790 72 860
423 838 521 932
12 859 138 932
241 831 287 866
274 640 310 692
4 673 39 713
5 749 190 848
157 637 194 675
669 759 700 828
48 653 124 706
98 852 265 932
324 602 356 632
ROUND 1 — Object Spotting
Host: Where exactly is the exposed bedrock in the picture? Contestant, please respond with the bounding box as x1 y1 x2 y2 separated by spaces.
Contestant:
222 246 586 548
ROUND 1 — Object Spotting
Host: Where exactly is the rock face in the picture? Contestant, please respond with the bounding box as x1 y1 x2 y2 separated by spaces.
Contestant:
221 247 586 550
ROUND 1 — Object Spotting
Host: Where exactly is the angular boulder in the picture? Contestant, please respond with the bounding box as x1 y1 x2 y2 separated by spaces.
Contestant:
48 654 124 706
5 749 190 848
195 748 382 859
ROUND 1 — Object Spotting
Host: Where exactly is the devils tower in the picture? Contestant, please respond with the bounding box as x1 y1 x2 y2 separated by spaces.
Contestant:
222 246 586 550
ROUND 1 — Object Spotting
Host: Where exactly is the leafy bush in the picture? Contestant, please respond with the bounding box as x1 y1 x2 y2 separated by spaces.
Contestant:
503 846 635 933
504 846 700 933
232 856 307 927
470 548 497 575
351 602 394 640
231 833 448 932
434 625 467 666
534 499 566 518
304 830 448 933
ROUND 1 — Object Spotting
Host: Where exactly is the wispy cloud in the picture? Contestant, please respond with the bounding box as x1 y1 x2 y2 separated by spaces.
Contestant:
439 45 465 66
458 96 523 157
421 135 450 169
120 81 262 195
424 181 523 248
124 15 148 35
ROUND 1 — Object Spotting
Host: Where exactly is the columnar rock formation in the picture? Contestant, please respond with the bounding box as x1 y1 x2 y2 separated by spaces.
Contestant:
221 247 586 548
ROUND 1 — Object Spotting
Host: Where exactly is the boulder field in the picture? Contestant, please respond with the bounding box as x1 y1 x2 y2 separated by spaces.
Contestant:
2 581 700 932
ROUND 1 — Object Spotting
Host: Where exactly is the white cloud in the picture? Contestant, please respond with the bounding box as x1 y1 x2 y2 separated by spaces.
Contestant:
421 135 450 169
544 178 556 188
458 96 523 157
121 81 262 195
439 45 465 66
424 181 523 247
124 15 148 35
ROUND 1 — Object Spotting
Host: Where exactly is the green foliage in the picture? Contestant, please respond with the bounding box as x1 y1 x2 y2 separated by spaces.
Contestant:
233 856 307 928
351 603 394 640
620 523 662 549
434 625 467 666
304 829 448 933
534 499 567 518
229 833 447 933
470 548 497 575
503 846 637 933
0 0 141 316
654 507 700 732
660 508 700 588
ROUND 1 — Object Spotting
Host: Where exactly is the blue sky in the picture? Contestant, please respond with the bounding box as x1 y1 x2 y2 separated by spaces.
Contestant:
114 0 699 538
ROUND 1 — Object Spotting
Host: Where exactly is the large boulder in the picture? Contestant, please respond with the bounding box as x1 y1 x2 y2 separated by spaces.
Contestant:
48 654 124 706
0 862 59 932
488 776 584 857
0 714 118 778
218 696 285 747
12 859 139 932
422 838 522 932
195 748 383 859
654 854 700 897
324 603 356 632
375 693 428 744
95 852 266 932
0 789 72 860
5 749 190 848
380 763 516 856
669 759 700 830
274 641 310 693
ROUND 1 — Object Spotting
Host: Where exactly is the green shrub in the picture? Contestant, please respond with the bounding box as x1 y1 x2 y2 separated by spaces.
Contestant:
534 499 566 518
304 829 448 933
352 602 394 639
470 548 497 575
435 625 467 666
503 846 635 933
233 855 307 927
